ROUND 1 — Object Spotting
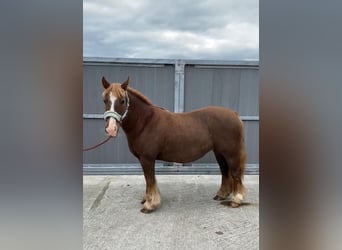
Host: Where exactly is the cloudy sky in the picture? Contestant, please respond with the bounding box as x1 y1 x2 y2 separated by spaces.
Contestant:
83 0 258 60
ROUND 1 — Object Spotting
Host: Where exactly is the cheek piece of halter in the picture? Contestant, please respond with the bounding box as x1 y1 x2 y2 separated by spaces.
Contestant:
103 91 130 124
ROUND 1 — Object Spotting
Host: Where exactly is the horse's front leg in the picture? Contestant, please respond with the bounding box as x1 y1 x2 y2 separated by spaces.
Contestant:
139 157 161 213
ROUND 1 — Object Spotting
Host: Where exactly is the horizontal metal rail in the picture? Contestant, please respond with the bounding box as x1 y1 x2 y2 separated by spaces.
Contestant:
83 57 259 67
84 62 166 68
83 114 104 119
83 114 259 121
83 164 259 175
193 65 259 69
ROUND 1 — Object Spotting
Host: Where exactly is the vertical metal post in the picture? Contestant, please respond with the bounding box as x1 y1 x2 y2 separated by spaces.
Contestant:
173 60 185 167
174 60 185 113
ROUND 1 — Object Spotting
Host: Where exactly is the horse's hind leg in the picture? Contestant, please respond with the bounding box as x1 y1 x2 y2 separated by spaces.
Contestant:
214 152 232 201
141 195 146 204
139 157 161 213
227 150 246 207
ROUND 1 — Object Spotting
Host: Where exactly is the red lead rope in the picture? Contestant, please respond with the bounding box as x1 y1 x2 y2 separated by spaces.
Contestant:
83 136 112 152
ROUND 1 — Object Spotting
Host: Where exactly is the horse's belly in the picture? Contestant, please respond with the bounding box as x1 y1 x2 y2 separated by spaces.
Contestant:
158 140 213 163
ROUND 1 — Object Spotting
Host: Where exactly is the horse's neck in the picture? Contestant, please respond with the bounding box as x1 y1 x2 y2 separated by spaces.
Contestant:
121 93 153 135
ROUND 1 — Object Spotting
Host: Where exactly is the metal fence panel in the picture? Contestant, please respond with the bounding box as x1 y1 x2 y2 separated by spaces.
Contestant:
83 62 175 164
83 58 259 174
184 65 259 164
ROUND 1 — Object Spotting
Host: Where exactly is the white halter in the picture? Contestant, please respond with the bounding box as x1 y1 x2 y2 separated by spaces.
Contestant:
103 91 130 123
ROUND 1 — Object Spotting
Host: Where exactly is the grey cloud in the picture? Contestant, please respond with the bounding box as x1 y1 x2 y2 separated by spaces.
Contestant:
83 0 259 60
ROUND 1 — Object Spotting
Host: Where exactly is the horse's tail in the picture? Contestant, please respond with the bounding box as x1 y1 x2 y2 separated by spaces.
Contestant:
230 114 247 202
238 115 246 180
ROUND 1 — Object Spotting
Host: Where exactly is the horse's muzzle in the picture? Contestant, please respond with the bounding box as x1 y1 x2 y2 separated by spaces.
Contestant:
105 117 118 137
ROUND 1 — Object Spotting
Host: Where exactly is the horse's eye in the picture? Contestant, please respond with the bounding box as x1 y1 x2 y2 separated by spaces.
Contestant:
121 99 125 104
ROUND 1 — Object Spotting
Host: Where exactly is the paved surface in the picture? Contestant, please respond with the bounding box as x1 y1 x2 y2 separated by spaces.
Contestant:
83 175 259 250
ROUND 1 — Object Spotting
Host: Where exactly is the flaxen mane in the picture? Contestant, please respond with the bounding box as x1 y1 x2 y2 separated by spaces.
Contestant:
128 87 168 111
127 87 153 106
106 84 153 106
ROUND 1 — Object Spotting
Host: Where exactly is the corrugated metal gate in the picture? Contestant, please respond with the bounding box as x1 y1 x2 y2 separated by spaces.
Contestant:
83 58 259 175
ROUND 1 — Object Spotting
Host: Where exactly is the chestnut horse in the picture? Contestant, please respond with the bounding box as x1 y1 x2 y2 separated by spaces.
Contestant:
101 76 246 213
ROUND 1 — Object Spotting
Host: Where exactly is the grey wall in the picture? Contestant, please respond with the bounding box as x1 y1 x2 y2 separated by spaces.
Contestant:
83 60 175 165
183 65 259 165
83 58 259 174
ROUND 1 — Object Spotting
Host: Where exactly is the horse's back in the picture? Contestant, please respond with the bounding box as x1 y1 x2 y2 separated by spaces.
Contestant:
157 105 242 132
157 105 243 144
186 106 241 128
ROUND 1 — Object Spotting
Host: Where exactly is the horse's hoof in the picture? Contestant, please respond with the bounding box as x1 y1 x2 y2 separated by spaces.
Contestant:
140 208 153 214
230 201 240 208
213 195 226 201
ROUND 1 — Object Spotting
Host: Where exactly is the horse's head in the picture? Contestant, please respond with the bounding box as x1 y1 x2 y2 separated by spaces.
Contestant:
101 76 130 137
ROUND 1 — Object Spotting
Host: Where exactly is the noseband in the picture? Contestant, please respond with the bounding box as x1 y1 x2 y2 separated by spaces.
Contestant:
103 91 130 123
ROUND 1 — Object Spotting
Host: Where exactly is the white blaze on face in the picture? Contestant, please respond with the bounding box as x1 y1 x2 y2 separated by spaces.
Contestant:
106 92 118 137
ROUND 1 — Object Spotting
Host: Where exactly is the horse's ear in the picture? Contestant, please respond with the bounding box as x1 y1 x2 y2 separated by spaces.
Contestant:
121 76 130 90
102 76 110 89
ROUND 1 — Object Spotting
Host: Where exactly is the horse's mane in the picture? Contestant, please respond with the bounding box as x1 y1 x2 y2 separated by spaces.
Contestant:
127 87 153 106
107 84 153 106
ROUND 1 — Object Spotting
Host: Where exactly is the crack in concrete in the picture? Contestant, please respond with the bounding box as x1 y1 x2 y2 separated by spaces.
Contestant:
90 180 111 211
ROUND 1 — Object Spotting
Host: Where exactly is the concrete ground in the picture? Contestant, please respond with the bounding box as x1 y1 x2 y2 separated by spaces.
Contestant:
83 175 259 250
